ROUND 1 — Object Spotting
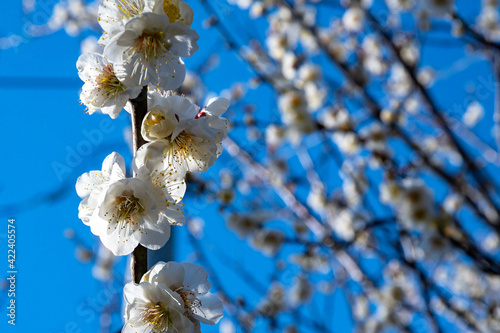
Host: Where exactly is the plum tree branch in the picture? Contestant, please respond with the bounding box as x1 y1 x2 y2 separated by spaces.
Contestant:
130 85 149 284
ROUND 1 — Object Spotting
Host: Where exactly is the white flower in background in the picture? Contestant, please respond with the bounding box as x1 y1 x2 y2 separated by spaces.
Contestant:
307 185 327 214
398 179 436 230
353 296 369 320
88 167 173 255
364 56 387 76
478 9 500 42
265 124 286 151
138 93 229 172
360 122 388 152
290 251 330 273
152 0 194 26
187 217 205 239
80 36 102 54
76 152 126 225
333 132 360 155
141 261 224 327
77 53 141 118
92 244 115 281
296 63 321 88
249 2 265 18
442 193 463 214
326 207 356 241
267 32 295 60
304 82 326 112
417 67 435 87
416 231 450 260
226 213 264 238
386 0 414 12
289 275 313 307
388 64 412 97
319 106 352 130
278 91 316 135
342 7 365 32
47 0 98 36
123 280 194 333
380 180 402 204
462 101 484 127
97 0 153 46
257 284 286 316
422 0 454 17
250 229 285 256
282 51 299 80
362 34 383 57
104 12 199 89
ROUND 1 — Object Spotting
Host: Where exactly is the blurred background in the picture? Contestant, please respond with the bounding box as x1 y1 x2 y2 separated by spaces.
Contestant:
2 0 500 332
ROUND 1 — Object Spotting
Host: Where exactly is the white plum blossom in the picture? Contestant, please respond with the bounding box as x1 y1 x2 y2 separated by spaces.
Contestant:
123 279 194 333
138 92 229 172
77 52 141 118
77 153 185 255
342 7 365 32
76 152 126 224
88 167 175 255
104 12 199 89
141 261 224 328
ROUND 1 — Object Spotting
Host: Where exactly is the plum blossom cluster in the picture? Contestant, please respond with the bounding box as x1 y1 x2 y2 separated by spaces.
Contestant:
76 0 199 118
74 0 225 331
123 261 223 332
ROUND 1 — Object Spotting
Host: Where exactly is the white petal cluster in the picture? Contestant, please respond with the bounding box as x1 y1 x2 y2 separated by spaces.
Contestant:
77 0 199 116
77 53 141 118
73 1 229 332
123 261 223 332
76 152 186 255
137 90 229 172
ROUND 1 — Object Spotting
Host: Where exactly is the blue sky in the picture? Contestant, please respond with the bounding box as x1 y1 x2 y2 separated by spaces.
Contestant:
0 0 497 332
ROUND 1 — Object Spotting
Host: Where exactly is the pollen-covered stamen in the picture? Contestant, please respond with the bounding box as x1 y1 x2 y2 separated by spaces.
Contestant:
96 64 125 97
137 301 175 332
133 31 169 62
115 192 144 224
116 0 144 19
174 287 205 316
161 132 206 170
163 0 181 23
129 30 178 84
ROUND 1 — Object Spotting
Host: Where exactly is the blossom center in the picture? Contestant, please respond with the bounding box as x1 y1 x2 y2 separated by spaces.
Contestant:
133 31 169 61
96 65 125 97
140 302 174 332
115 193 144 223
174 287 203 315
117 0 144 18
